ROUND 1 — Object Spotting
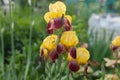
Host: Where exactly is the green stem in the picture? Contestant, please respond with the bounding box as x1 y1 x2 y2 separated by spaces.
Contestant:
24 1 34 79
114 49 119 73
24 21 33 80
45 61 51 80
101 62 105 80
67 68 70 80
1 29 4 75
0 22 4 79
9 0 14 58
9 0 16 80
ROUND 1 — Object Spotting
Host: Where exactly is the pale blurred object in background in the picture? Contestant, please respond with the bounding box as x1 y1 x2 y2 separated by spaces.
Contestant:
0 0 14 15
88 13 120 42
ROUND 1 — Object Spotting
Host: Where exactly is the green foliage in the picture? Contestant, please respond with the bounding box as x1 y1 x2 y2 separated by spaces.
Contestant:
0 0 120 80
88 29 113 70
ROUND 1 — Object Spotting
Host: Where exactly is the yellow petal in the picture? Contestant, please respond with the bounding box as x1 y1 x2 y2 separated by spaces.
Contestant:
60 31 79 49
44 12 63 23
40 44 43 50
43 48 48 57
49 3 58 13
67 53 75 61
44 12 51 23
40 45 48 57
49 1 66 14
65 15 72 23
67 48 90 64
112 36 120 47
42 34 57 51
76 48 90 64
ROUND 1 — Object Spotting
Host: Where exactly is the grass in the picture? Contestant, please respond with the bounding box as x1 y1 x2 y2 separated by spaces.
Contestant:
0 0 120 80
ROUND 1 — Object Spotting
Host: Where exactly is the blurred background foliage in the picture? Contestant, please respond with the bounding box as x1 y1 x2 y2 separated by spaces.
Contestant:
0 0 120 80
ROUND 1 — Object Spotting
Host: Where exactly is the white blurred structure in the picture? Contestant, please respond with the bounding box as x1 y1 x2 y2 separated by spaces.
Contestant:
88 13 120 41
0 0 14 14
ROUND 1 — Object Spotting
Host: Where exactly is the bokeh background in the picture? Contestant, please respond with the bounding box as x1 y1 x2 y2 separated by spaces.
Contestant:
0 0 120 80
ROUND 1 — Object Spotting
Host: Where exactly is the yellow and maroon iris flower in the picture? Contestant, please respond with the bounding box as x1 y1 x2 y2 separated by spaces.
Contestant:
110 36 120 51
40 34 57 57
44 1 72 34
44 1 72 23
68 48 90 64
112 36 120 47
67 48 90 72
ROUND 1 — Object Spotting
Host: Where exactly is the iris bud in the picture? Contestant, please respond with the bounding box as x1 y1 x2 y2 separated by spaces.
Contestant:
49 50 58 63
69 47 76 58
56 43 65 54
68 61 80 72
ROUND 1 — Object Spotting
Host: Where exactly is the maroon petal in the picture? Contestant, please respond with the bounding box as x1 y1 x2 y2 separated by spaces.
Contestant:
49 50 58 63
64 18 72 31
40 49 44 63
54 18 63 29
40 48 44 57
56 43 65 54
46 20 54 34
69 47 76 58
39 56 43 62
68 61 80 72
84 63 88 74
112 46 118 51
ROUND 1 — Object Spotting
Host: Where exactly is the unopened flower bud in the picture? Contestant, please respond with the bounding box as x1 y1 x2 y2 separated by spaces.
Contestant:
49 50 58 63
56 43 65 54
69 47 76 58
68 61 80 72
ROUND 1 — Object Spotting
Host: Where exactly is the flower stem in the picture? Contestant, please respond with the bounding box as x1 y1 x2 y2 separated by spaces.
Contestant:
24 1 34 79
9 0 17 79
114 49 119 73
0 22 4 79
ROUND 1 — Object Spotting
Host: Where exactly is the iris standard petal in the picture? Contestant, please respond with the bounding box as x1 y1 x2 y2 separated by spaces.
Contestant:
112 36 120 47
76 48 90 64
49 1 66 14
60 31 79 49
42 34 57 51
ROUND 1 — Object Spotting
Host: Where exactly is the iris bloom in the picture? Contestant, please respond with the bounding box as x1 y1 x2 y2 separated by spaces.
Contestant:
44 1 72 23
68 48 90 64
112 36 120 47
44 1 72 34
110 36 120 51
60 31 79 49
40 34 57 57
